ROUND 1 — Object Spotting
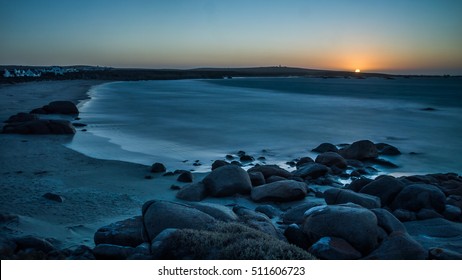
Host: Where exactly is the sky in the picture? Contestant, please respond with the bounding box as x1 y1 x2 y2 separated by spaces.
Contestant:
1 0 461 74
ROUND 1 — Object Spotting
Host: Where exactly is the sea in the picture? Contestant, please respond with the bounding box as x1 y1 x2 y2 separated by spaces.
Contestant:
66 76 462 175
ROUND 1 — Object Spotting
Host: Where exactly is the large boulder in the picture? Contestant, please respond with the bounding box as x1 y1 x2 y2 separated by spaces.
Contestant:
371 208 407 235
391 184 446 213
250 180 307 202
364 232 427 260
202 165 252 197
359 176 406 206
188 202 238 222
31 101 79 115
404 218 462 252
247 165 291 179
315 152 347 169
302 204 379 254
282 202 324 225
175 182 208 202
142 200 216 241
309 236 362 260
2 119 76 134
339 140 378 160
324 188 381 209
94 216 143 247
292 163 328 179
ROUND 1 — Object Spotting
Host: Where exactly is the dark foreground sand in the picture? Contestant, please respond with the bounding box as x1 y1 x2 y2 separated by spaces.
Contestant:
0 81 200 248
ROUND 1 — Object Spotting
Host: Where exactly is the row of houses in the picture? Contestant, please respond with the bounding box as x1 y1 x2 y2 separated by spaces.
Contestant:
3 67 79 78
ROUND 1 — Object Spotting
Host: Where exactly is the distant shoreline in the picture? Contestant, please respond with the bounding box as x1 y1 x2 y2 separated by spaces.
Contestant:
1 66 460 85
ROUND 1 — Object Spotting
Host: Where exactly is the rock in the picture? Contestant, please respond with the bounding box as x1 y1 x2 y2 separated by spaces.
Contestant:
284 224 312 250
211 160 229 170
94 216 143 247
393 209 417 221
170 184 181 190
42 192 64 203
225 154 234 160
416 208 443 220
309 237 362 260
93 244 135 260
255 205 281 219
72 122 87 127
14 236 55 253
443 204 461 221
150 162 166 173
366 158 399 168
315 152 347 169
4 112 38 123
31 101 79 115
177 171 193 183
175 182 207 201
142 200 216 241
150 228 178 257
312 143 338 153
371 208 407 234
438 180 462 196
203 165 252 197
265 175 286 183
233 206 282 239
359 175 406 206
3 119 76 134
292 163 328 179
251 180 307 202
66 245 95 260
375 143 401 155
405 218 462 252
324 188 381 209
339 140 378 160
447 195 462 209
0 237 17 257
302 204 379 254
364 232 427 260
429 247 462 260
391 184 446 213
247 165 291 179
346 177 373 192
295 157 314 168
282 202 324 224
188 202 238 222
240 155 254 162
248 171 265 187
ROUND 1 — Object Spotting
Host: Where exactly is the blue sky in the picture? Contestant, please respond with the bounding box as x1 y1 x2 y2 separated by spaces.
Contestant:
1 0 461 74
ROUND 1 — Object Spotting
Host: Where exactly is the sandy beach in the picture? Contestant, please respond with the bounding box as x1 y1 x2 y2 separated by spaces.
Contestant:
0 80 202 249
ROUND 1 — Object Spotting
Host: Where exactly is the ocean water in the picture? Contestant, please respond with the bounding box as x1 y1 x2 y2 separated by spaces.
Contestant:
67 77 462 174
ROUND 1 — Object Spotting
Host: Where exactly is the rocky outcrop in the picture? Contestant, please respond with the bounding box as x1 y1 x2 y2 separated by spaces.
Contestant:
3 119 76 134
30 101 79 115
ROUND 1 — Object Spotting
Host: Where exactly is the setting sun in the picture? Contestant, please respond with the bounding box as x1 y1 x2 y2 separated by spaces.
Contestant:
355 69 361 73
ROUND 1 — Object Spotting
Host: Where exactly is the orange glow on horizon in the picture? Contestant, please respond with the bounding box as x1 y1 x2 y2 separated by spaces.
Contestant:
355 69 361 73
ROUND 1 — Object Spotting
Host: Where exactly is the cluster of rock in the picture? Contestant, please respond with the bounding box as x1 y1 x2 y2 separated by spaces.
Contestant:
2 101 79 134
3 140 461 259
84 140 462 260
